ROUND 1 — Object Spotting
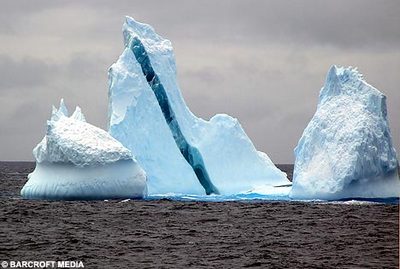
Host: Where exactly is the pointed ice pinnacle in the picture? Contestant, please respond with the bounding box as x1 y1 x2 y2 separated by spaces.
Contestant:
71 106 86 122
51 98 69 121
58 98 69 116
52 105 57 116
51 100 86 123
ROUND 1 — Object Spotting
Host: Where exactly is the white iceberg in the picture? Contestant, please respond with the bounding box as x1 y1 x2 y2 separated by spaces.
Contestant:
291 66 400 200
108 16 289 195
21 99 147 200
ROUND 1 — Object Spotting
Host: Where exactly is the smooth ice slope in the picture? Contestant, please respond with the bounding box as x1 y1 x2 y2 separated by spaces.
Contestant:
108 16 289 195
291 66 400 200
21 100 147 200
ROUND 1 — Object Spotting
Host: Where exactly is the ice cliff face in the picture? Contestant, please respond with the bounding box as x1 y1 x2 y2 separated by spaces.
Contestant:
21 100 147 200
291 66 399 200
108 16 289 195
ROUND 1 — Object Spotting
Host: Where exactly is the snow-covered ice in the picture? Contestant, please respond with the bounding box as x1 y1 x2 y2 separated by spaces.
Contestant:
21 100 147 200
108 16 289 195
290 66 400 200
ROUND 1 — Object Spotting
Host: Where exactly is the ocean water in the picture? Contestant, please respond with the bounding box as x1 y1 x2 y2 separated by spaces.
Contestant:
0 162 398 268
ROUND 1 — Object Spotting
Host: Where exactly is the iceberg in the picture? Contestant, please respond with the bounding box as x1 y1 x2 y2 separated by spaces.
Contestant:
108 16 289 195
291 66 400 200
21 99 147 200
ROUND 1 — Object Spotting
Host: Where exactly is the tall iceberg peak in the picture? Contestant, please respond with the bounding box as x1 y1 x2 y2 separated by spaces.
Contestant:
22 99 147 200
108 16 289 195
291 66 399 200
319 65 383 110
123 16 172 54
126 26 218 194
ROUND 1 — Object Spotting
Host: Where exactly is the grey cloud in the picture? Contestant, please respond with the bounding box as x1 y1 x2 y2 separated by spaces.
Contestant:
66 53 110 80
0 52 107 94
3 1 399 50
0 1 69 34
78 0 400 51
0 55 57 90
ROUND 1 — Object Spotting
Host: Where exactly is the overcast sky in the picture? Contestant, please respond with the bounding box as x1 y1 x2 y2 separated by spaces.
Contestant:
0 0 399 163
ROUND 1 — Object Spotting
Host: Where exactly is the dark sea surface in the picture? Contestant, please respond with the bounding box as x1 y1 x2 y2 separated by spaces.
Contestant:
0 162 398 268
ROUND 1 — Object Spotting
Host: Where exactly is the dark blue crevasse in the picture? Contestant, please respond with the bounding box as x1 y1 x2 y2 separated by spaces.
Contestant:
129 37 219 195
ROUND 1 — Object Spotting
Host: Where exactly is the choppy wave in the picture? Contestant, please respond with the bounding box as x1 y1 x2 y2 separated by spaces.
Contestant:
145 193 398 204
